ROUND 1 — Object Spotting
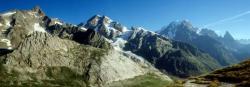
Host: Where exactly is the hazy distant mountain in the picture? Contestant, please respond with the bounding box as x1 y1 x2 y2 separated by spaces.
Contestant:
238 39 250 44
158 20 239 66
199 28 220 40
199 29 250 61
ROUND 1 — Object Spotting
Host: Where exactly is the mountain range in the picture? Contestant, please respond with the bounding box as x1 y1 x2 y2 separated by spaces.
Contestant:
0 6 249 87
158 20 250 66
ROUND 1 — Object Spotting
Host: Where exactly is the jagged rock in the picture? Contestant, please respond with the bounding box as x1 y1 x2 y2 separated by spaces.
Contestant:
47 23 112 49
73 29 111 49
222 31 239 48
199 28 220 39
84 15 127 39
0 8 47 50
47 24 78 39
32 6 45 17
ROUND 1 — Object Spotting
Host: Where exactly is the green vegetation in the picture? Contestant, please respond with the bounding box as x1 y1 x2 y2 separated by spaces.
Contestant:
190 77 210 84
0 64 87 87
0 45 109 87
107 73 182 87
208 79 220 87
200 59 250 87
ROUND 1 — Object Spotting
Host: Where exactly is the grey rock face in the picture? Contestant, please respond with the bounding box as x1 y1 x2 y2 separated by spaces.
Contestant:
5 32 78 69
85 15 127 39
72 29 112 49
0 8 46 50
199 28 220 39
1 32 99 86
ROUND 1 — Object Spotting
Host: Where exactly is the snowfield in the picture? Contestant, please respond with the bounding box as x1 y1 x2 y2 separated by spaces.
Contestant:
34 23 46 32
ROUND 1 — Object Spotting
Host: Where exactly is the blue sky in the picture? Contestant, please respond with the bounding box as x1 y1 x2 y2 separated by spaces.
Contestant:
1 0 250 39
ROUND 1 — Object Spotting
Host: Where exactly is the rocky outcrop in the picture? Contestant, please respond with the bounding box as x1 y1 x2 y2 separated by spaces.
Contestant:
73 29 111 49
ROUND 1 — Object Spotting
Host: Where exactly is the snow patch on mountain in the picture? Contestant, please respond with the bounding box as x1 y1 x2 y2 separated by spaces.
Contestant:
112 38 128 51
106 27 133 51
34 23 46 32
121 30 132 39
80 27 87 31
0 23 2 27
1 11 16 16
5 19 11 27
122 26 129 32
103 16 113 25
54 21 63 25
28 11 39 18
123 51 145 62
196 29 201 35
137 27 157 35
51 18 63 25
1 39 12 49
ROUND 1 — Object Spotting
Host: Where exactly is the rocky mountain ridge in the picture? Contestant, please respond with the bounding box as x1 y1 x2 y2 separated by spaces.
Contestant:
0 7 172 87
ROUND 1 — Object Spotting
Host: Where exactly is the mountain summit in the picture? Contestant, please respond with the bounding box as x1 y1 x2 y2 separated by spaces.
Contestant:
223 31 234 41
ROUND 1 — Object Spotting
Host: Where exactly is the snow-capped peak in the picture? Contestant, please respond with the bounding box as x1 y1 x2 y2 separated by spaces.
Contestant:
85 15 130 39
158 20 199 39
54 21 63 25
134 27 157 35
103 16 113 24
51 18 64 25
196 29 201 35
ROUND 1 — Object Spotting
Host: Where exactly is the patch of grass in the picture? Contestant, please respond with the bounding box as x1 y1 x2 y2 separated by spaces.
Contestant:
199 59 250 86
107 73 182 87
46 66 83 80
208 79 219 87
189 77 210 84
0 65 87 87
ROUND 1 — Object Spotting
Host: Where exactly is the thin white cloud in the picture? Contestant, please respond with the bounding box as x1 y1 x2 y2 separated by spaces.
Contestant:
203 11 250 28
